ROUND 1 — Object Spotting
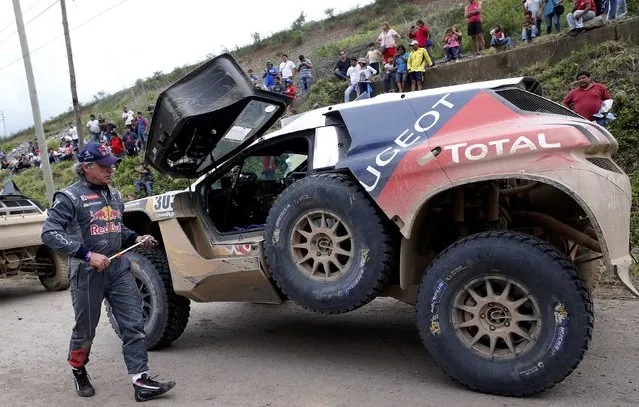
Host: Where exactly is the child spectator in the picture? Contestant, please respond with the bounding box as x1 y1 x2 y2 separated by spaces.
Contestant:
376 21 401 63
271 76 285 94
524 0 543 37
357 58 377 98
297 55 313 94
285 79 297 98
523 11 536 42
490 24 513 48
248 69 260 87
452 25 463 53
383 56 397 93
394 45 410 93
407 40 433 91
109 131 124 158
344 58 360 102
366 43 383 74
442 28 461 62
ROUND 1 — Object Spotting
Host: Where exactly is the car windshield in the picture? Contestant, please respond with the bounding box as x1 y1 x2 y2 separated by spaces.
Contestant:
196 100 279 172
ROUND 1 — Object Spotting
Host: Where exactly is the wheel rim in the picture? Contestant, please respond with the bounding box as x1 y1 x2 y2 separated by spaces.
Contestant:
451 276 542 360
134 276 153 323
290 209 354 280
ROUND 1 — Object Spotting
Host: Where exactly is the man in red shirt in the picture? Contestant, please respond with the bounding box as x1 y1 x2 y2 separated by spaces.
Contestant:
408 19 434 63
563 71 613 122
567 0 596 36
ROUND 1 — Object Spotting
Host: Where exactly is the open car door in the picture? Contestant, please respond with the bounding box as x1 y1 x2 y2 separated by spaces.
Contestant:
145 53 292 179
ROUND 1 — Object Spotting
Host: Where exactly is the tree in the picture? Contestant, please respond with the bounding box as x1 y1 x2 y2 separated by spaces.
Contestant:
324 8 335 18
291 11 306 30
251 32 261 44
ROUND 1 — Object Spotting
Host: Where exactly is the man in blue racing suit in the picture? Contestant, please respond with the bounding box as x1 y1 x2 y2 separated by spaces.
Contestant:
41 142 175 402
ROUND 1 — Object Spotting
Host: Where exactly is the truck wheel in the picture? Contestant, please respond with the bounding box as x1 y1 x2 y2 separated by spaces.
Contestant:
39 249 69 291
264 173 395 314
416 231 593 396
106 248 190 350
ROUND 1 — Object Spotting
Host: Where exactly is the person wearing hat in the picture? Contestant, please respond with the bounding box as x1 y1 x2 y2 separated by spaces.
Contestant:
356 57 377 98
40 142 176 402
262 61 279 91
408 39 433 91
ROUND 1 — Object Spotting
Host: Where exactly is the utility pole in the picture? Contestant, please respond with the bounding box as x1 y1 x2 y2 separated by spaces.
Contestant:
0 111 6 138
12 0 55 205
60 0 84 149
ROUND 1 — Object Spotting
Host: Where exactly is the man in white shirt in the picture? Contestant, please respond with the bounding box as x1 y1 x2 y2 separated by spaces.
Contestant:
279 54 296 84
344 58 361 103
68 123 79 150
86 115 101 143
121 106 135 127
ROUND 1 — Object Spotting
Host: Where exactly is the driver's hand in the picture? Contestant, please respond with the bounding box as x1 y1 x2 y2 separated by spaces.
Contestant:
136 235 157 250
89 253 110 272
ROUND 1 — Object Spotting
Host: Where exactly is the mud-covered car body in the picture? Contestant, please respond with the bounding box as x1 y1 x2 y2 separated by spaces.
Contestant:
0 182 69 290
118 53 638 395
124 54 635 304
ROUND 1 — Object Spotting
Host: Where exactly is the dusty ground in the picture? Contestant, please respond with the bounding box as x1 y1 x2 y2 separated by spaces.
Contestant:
1 277 638 407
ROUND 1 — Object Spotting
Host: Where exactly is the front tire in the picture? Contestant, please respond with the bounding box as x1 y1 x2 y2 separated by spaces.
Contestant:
416 231 593 396
38 248 69 291
106 248 190 350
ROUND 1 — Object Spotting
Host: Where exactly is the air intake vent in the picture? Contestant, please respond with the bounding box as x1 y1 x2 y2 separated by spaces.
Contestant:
495 88 582 118
586 157 622 174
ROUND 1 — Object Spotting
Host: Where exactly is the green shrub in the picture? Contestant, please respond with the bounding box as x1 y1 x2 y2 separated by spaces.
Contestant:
299 78 344 111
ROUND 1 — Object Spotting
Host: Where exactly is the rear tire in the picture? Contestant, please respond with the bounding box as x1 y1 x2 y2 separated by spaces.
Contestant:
264 173 395 314
38 248 69 291
106 248 190 350
416 231 593 396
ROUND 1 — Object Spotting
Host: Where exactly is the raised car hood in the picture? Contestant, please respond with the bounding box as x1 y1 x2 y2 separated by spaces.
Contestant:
145 53 291 178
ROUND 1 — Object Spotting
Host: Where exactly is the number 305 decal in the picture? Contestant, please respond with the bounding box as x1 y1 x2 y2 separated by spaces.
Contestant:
153 194 175 212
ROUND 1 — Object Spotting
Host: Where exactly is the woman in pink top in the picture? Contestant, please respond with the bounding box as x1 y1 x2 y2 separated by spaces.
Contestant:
465 0 485 54
376 21 401 64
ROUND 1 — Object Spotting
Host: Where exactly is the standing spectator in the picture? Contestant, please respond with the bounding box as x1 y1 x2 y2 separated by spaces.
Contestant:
297 55 313 95
109 131 125 158
567 0 596 36
271 77 285 94
443 28 461 61
524 0 543 37
123 128 138 157
262 61 278 91
68 123 79 151
27 141 35 154
394 45 410 93
465 0 485 54
563 71 613 123
408 40 433 92
344 58 360 102
543 0 562 34
408 20 434 63
121 106 134 128
383 56 397 93
279 54 296 84
607 0 627 20
135 163 154 197
366 43 383 74
490 25 513 48
357 58 377 98
376 21 401 63
334 51 350 81
86 114 101 143
98 114 110 143
284 79 297 98
136 112 149 150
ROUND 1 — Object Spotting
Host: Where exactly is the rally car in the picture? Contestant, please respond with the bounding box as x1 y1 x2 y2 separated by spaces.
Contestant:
115 53 637 396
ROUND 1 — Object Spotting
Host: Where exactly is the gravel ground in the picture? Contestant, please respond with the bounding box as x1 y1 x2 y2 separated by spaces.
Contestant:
0 277 638 407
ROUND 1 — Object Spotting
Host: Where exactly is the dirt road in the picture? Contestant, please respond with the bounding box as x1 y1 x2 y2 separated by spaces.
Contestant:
1 278 638 407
